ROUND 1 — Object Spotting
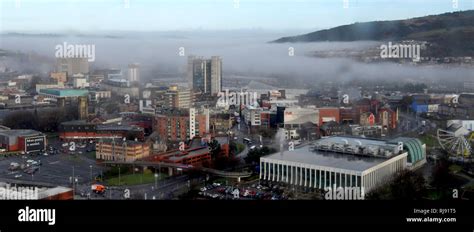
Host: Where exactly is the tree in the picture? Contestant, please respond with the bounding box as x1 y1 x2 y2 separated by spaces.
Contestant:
27 76 41 93
401 95 413 113
366 170 427 200
213 156 240 171
257 127 276 138
2 110 38 130
244 146 276 164
229 141 245 155
207 139 221 160
429 157 465 199
105 102 120 114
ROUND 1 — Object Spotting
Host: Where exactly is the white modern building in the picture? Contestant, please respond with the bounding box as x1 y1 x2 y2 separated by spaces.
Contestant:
128 63 140 82
260 136 426 193
242 105 262 126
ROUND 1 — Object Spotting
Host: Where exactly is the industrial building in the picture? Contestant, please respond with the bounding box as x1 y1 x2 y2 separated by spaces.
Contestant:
260 136 426 192
0 129 46 153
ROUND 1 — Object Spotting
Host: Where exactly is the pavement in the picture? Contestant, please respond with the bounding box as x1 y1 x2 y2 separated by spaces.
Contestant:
0 137 107 198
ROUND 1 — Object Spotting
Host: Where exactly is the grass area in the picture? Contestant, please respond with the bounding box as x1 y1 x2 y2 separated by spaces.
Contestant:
449 164 463 173
236 143 246 154
242 174 260 182
211 178 229 185
464 183 474 191
45 132 59 139
106 170 167 186
419 134 438 148
84 151 96 160
425 190 442 200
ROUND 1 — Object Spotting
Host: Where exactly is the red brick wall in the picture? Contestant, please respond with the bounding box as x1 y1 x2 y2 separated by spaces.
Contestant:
318 108 340 125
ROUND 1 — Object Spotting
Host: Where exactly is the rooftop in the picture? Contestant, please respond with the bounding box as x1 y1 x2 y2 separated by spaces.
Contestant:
317 136 391 147
39 88 88 97
0 129 43 137
167 147 210 161
98 139 147 146
262 145 390 172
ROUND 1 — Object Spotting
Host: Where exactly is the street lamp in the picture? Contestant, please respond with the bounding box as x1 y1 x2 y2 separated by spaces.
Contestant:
118 166 121 186
72 166 75 197
89 165 93 182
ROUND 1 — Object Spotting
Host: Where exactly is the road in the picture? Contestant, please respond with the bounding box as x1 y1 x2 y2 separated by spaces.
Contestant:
231 117 287 159
75 175 196 200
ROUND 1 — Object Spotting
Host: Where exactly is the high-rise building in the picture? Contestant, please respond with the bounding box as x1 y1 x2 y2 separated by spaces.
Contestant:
78 96 88 120
188 56 222 95
128 63 140 82
166 85 193 109
56 58 89 76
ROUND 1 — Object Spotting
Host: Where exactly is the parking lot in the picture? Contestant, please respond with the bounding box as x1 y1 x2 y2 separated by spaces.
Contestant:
198 181 289 200
0 138 106 187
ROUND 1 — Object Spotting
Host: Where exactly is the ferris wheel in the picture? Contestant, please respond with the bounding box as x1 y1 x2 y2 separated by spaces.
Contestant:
437 123 472 157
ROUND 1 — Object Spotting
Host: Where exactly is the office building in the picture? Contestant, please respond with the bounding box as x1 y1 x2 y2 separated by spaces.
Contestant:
154 108 209 142
89 90 112 103
96 139 150 162
128 63 140 82
55 58 89 76
78 96 88 120
188 56 222 95
166 85 193 109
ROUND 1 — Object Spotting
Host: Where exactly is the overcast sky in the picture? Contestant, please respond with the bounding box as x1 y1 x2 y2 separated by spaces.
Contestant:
1 0 473 32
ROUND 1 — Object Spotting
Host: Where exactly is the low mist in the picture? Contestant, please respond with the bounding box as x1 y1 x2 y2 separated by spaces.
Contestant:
1 31 473 86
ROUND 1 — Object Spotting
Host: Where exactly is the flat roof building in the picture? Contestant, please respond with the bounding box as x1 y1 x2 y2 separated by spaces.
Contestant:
0 129 46 153
96 139 150 162
39 88 89 98
260 136 425 193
